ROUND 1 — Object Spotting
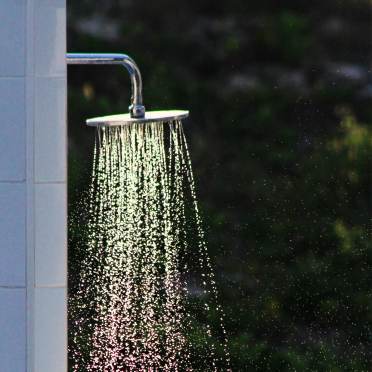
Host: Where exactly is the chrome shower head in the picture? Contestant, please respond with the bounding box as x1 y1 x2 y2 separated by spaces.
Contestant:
86 110 189 127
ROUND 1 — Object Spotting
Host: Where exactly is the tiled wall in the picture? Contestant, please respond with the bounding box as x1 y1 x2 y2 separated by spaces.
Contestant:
0 0 67 371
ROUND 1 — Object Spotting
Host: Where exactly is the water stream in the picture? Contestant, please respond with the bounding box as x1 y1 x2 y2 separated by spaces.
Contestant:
69 121 231 371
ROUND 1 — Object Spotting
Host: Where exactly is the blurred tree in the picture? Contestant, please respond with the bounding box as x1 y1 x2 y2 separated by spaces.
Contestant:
67 0 372 369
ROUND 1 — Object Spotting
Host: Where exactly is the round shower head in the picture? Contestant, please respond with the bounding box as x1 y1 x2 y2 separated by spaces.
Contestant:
86 110 189 127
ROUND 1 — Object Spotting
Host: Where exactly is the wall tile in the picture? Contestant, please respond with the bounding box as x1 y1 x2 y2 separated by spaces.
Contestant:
0 183 26 286
35 77 66 183
35 0 66 77
0 0 26 77
35 183 67 287
35 287 67 372
0 78 26 181
0 288 26 371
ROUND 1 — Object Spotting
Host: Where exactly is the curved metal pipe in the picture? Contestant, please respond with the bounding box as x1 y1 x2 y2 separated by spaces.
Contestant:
66 53 145 118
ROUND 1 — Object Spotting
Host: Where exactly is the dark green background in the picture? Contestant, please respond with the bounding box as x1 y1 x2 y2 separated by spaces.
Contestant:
68 1 372 370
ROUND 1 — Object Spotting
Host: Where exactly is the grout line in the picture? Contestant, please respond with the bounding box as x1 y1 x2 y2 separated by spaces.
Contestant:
0 180 26 184
34 180 67 184
34 285 67 289
26 0 35 370
0 285 26 289
0 75 68 81
0 76 26 79
34 75 67 80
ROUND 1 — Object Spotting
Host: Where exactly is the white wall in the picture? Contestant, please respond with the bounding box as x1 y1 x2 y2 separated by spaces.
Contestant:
0 0 67 371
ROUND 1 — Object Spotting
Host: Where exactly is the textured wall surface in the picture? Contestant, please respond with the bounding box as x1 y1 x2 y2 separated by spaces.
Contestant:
0 0 67 371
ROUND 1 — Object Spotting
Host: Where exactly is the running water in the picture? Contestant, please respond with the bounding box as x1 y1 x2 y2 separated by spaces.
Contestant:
69 121 231 371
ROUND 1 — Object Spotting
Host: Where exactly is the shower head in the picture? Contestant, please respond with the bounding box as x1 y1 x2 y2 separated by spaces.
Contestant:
86 110 189 127
66 53 189 126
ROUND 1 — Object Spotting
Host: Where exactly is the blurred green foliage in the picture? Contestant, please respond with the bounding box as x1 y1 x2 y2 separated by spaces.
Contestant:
68 0 372 370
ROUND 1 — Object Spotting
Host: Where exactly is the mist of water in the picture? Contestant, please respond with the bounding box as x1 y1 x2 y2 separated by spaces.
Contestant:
69 120 231 371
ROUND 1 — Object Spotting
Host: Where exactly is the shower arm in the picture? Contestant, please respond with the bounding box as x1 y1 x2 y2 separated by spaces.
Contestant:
66 53 145 118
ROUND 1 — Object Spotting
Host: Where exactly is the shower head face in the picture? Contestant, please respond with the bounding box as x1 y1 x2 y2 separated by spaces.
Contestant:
86 110 189 127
